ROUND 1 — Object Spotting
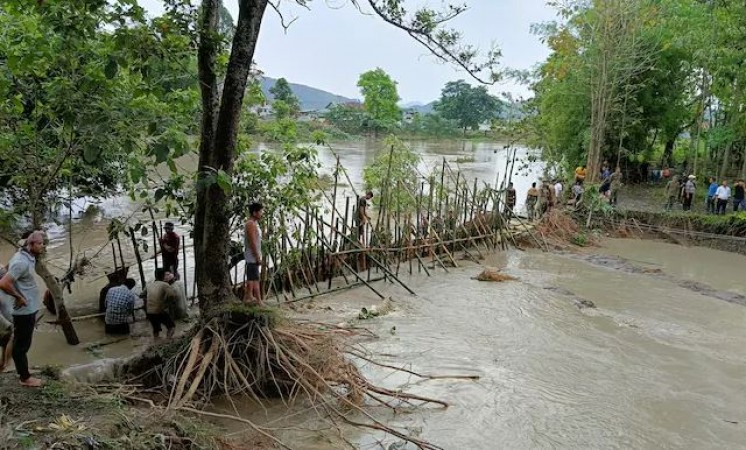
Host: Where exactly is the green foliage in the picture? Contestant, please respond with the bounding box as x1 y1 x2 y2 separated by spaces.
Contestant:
0 0 197 233
435 80 501 133
400 112 461 138
570 232 589 247
363 136 421 213
357 68 401 134
269 78 300 119
533 0 746 180
324 103 368 134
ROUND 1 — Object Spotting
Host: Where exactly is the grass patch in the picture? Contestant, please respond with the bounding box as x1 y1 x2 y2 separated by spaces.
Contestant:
571 232 589 247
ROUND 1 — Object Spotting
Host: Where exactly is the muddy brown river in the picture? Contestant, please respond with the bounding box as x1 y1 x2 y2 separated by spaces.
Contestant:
204 239 746 449
2 140 745 448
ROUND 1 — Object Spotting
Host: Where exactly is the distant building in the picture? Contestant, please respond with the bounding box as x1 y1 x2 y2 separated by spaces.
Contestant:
402 109 418 124
248 104 273 118
297 110 328 123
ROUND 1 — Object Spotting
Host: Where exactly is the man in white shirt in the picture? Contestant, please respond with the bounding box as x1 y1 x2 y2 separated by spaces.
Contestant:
715 180 731 215
554 181 563 201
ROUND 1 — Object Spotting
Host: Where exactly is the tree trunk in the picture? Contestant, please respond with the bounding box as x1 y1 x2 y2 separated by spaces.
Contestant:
719 141 732 181
30 207 79 345
661 138 675 168
195 0 269 313
35 256 79 345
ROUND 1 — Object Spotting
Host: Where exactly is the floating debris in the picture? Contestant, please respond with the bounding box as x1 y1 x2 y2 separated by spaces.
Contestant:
472 268 518 282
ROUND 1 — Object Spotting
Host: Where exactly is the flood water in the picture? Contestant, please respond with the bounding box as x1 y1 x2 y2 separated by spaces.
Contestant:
4 139 745 449
0 139 540 316
212 238 746 449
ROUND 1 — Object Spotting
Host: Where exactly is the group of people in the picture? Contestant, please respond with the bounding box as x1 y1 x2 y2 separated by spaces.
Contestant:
100 267 185 339
665 174 746 214
0 224 191 388
506 162 623 221
99 221 187 339
705 177 746 214
522 180 564 220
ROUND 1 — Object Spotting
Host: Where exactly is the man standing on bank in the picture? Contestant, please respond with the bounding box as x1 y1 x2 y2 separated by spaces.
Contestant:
244 203 264 305
715 180 731 215
159 222 180 279
0 231 45 387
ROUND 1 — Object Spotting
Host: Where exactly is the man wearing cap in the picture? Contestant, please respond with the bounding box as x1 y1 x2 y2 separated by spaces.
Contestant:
159 222 180 278
683 175 696 211
0 231 45 387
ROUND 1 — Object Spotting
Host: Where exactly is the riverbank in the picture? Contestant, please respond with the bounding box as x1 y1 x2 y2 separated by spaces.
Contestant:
591 182 746 255
0 371 227 449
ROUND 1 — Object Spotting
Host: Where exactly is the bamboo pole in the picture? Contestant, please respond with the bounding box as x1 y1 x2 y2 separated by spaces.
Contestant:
315 214 385 300
128 228 146 289
116 236 125 271
315 214 416 296
111 242 118 272
152 221 159 270
281 276 386 304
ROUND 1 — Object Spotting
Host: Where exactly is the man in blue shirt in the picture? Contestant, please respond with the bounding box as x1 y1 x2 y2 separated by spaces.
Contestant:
707 177 718 214
0 231 45 387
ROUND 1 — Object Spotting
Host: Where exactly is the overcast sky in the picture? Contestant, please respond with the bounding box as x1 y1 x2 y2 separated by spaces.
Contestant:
140 0 556 103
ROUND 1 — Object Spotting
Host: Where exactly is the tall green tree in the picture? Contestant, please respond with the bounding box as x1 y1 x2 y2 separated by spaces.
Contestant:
357 68 401 135
193 0 501 312
435 80 500 134
269 77 300 118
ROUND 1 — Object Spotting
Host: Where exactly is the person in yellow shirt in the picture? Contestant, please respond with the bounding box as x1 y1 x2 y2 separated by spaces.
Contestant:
575 165 586 183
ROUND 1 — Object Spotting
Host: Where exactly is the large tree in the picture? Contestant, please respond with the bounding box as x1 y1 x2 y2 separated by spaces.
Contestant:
192 0 500 312
435 80 500 134
357 68 401 135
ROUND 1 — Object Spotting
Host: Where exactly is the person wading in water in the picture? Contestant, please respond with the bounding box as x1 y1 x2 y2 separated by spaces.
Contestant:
244 203 264 305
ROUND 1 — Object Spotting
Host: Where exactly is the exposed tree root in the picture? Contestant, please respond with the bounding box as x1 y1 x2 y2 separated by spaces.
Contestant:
122 304 455 449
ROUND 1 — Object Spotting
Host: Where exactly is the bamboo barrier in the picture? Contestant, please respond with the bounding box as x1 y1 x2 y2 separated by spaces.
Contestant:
98 144 545 311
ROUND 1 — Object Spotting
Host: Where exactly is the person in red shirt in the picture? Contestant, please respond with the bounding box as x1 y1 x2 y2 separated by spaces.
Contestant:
160 222 180 278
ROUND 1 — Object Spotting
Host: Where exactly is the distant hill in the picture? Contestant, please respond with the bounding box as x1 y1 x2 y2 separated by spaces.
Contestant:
403 101 436 114
260 77 357 111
